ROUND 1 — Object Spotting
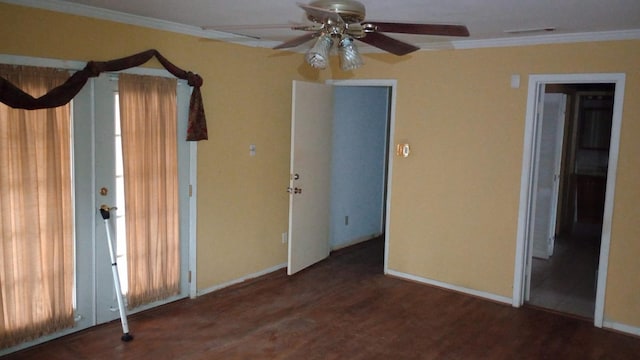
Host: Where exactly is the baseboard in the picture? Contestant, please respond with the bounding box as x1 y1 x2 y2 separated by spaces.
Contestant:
603 320 640 337
331 232 383 251
197 263 287 297
386 269 513 305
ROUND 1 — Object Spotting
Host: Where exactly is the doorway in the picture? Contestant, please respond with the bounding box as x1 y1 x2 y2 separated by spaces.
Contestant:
287 80 396 275
513 73 626 328
330 85 390 253
527 84 614 319
326 80 396 273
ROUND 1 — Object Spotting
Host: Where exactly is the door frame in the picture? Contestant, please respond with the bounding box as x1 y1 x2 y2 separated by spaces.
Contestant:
513 73 626 328
327 79 397 273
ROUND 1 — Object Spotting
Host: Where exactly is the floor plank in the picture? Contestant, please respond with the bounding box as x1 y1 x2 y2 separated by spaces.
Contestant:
3 237 639 359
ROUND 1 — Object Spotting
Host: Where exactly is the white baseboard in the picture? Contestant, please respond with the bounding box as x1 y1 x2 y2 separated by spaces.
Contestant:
331 232 383 251
197 263 287 297
603 320 640 337
386 269 513 305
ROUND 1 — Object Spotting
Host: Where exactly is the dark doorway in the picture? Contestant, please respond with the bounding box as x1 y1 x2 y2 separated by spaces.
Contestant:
527 83 614 318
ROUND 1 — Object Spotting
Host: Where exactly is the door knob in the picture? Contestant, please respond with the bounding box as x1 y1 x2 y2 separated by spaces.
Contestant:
287 187 303 194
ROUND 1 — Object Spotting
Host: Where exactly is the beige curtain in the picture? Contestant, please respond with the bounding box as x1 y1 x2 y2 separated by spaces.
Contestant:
118 74 180 309
0 65 74 349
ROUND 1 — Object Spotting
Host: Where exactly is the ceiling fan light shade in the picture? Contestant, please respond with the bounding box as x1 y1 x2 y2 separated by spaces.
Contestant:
305 34 333 69
338 36 363 71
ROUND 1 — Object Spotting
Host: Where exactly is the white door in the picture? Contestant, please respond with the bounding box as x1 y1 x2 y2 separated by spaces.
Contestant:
71 75 121 327
94 75 122 324
287 81 333 275
531 93 566 259
75 73 192 328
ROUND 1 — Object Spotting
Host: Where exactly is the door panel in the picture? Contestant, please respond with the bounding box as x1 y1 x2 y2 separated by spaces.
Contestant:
93 74 122 324
532 93 566 259
288 81 333 275
71 79 97 329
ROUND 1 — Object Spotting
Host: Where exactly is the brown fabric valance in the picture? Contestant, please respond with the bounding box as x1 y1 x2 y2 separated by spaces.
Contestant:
0 49 207 141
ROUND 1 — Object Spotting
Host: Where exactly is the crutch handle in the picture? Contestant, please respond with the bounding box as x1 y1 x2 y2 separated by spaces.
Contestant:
99 205 117 220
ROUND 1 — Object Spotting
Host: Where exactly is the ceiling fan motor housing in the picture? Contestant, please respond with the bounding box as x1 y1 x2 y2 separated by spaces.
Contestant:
308 0 366 23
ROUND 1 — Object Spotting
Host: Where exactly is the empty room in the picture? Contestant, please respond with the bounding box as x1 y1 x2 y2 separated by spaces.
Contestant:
1 0 639 358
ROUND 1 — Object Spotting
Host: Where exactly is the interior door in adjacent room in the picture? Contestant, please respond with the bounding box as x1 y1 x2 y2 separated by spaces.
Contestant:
531 92 566 259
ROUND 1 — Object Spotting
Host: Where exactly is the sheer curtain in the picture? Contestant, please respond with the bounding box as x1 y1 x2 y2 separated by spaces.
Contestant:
118 74 180 309
0 65 74 349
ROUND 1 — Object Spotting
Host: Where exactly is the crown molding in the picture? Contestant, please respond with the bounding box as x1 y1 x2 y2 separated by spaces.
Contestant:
1 0 267 48
448 29 640 50
4 0 640 53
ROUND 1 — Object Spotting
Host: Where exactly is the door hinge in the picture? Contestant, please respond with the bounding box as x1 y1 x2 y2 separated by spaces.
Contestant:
189 185 193 197
188 271 192 283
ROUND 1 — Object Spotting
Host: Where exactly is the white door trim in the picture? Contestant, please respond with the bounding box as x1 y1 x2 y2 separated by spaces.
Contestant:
513 73 626 328
188 143 198 298
326 79 397 274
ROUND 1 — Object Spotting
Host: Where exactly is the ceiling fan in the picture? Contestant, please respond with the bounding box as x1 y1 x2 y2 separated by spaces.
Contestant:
273 0 470 70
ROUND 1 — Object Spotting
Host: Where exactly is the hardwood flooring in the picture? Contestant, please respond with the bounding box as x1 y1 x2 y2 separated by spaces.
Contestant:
3 237 639 359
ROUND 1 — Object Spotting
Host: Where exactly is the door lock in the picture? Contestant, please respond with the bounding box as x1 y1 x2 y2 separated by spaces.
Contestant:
287 187 303 194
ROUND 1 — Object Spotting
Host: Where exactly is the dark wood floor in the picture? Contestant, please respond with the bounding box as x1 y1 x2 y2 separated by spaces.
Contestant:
4 237 639 359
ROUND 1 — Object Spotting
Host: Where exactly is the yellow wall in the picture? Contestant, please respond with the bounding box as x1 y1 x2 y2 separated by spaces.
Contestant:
0 2 317 289
334 42 640 327
1 2 639 329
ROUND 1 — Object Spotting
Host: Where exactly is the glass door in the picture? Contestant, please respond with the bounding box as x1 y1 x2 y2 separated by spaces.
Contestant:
74 72 192 329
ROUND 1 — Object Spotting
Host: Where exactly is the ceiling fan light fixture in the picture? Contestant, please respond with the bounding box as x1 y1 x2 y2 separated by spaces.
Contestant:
305 34 333 69
338 36 363 71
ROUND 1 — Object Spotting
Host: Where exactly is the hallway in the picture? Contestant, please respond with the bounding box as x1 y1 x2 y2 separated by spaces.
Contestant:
528 225 601 318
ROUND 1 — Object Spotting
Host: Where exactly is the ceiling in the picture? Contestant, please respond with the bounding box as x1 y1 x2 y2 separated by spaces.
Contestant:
13 0 640 52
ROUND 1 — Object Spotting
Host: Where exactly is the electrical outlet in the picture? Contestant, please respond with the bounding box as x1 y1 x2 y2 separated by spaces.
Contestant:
282 232 288 244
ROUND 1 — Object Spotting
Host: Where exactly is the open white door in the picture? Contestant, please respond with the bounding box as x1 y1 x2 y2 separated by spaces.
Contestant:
531 93 566 259
287 81 333 275
544 93 566 257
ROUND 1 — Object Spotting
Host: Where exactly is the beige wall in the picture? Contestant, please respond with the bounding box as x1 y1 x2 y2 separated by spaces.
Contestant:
334 42 640 327
1 3 638 330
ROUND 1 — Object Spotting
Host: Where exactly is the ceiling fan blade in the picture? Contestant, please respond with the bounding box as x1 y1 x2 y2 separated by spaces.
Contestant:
298 2 344 24
274 33 317 49
358 32 419 56
365 22 470 37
